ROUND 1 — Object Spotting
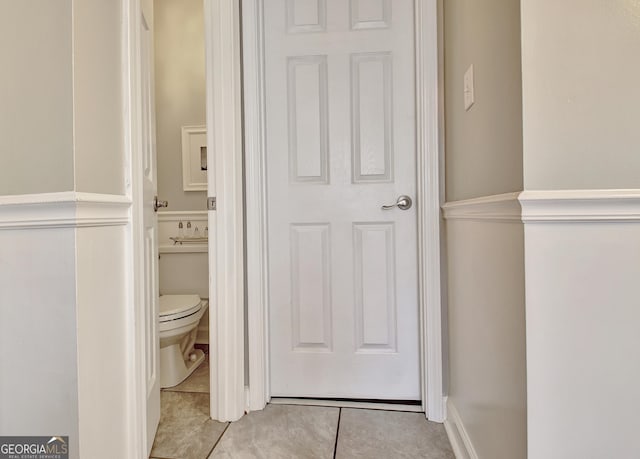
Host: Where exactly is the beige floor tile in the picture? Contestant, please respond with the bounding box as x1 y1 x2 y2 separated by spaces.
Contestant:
335 408 455 459
209 404 339 459
164 356 210 394
150 391 227 459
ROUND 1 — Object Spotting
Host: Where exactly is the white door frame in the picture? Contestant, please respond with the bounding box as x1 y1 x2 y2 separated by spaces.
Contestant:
128 0 247 434
129 0 444 435
241 0 445 421
204 0 246 422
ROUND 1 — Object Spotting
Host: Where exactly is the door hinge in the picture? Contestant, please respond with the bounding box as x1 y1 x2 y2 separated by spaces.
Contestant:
207 197 216 210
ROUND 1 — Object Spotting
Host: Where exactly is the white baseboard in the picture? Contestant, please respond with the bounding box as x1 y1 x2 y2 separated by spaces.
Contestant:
444 399 478 459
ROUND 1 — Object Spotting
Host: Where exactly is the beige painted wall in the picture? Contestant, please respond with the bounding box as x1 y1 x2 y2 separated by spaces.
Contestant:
444 0 523 201
442 1 526 456
0 1 74 195
73 0 126 195
154 0 207 210
521 0 640 190
446 218 527 459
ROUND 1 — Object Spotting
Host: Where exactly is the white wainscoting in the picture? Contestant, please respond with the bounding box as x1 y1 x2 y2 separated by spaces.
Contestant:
520 189 640 459
442 192 527 459
0 192 132 459
443 189 640 459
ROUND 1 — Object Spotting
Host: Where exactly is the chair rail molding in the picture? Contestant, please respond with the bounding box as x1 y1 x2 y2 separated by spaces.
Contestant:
0 192 131 229
442 192 522 222
519 189 640 222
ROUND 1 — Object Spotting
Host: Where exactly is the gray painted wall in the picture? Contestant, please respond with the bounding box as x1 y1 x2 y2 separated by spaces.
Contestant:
521 0 640 190
444 0 523 202
0 1 74 195
154 0 207 211
73 0 126 195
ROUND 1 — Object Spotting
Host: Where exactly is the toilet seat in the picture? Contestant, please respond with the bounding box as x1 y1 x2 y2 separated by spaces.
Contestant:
159 294 202 323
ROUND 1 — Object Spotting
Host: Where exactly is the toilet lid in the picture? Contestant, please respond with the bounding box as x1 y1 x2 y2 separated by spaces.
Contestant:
159 294 202 321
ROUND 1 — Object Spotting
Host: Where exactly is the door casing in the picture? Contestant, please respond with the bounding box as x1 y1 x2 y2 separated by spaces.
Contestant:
128 1 445 442
241 0 445 421
128 1 445 443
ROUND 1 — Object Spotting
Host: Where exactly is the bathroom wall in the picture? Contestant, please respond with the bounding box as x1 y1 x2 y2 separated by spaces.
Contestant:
154 0 207 210
154 0 209 341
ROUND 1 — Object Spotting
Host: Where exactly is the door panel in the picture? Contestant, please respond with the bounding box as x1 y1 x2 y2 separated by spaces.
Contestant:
290 223 333 351
140 3 160 452
353 222 396 353
266 0 419 400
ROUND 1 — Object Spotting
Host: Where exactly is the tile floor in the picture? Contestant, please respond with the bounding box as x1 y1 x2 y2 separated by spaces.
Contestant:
150 357 454 459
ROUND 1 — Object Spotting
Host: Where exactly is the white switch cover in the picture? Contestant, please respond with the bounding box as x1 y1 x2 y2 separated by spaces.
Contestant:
464 64 475 111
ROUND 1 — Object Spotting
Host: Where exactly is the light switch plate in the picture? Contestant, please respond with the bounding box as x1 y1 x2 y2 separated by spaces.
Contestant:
464 64 475 111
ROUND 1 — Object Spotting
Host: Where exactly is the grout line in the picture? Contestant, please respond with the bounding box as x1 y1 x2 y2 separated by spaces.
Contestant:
331 405 423 414
162 388 211 395
205 422 232 458
272 401 422 414
333 408 342 459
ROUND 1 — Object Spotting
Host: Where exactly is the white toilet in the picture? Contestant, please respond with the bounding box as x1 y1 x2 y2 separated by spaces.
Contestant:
159 294 208 388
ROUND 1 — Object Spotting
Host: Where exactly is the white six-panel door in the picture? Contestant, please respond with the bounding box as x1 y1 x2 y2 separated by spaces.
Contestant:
266 0 420 400
140 0 161 451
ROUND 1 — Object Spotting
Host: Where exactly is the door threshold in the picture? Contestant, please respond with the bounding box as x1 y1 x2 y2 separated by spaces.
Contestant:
270 397 423 413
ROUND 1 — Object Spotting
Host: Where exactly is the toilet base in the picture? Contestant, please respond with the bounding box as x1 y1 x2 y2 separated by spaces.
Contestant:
160 346 205 388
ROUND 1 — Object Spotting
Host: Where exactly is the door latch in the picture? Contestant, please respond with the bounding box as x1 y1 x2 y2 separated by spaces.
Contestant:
381 195 413 211
207 197 216 210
